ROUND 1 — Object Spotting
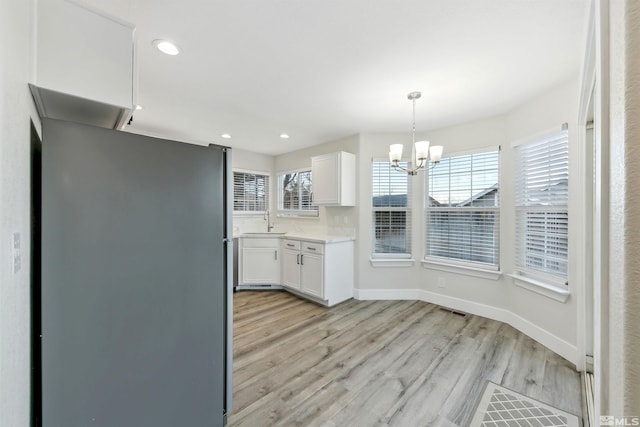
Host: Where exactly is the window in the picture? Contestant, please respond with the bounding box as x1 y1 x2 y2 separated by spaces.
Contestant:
425 148 500 269
372 160 411 257
277 169 319 217
233 170 269 214
514 129 568 286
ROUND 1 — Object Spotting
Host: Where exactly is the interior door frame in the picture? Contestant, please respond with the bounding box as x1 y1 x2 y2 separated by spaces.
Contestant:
575 0 611 420
576 0 596 375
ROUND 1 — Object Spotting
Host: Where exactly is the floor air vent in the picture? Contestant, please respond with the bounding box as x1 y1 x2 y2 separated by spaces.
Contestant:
439 307 467 316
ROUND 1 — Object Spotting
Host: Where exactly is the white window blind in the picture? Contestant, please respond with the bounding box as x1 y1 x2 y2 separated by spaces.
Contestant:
515 129 568 285
233 170 269 213
277 169 319 216
425 149 500 269
372 161 411 256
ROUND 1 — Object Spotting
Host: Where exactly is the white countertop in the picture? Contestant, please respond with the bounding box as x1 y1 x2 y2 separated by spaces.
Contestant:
235 232 354 244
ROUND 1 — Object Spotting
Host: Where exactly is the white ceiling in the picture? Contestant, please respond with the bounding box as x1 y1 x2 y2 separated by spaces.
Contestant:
81 0 588 155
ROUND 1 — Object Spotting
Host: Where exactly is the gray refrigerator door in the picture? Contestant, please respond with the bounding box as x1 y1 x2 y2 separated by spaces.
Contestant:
41 119 228 427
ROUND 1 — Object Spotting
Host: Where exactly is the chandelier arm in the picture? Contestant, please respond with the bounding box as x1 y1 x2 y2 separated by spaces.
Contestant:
393 162 423 175
392 163 410 173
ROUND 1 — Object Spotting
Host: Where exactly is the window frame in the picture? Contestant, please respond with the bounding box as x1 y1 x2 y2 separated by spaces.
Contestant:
423 146 501 273
232 168 271 216
513 129 569 290
371 159 412 261
276 168 319 218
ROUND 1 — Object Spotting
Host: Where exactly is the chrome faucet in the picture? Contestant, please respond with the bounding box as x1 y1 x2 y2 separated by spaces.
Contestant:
264 210 274 232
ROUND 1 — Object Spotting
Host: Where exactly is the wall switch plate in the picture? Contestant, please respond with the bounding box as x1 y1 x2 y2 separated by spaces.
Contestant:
11 232 21 274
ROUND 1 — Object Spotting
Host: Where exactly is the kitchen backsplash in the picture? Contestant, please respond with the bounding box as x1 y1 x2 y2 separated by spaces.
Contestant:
233 207 356 238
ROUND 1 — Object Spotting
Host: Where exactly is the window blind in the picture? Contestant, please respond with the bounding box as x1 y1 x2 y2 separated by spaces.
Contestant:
425 149 500 268
233 171 269 213
372 161 411 257
515 129 568 284
278 170 319 216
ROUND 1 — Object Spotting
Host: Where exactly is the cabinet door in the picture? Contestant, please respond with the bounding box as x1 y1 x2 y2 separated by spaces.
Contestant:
241 248 279 284
301 253 324 298
37 0 135 109
312 153 339 204
282 249 301 290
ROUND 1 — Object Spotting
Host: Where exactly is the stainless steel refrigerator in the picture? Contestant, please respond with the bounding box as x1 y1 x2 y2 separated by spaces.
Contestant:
38 118 232 426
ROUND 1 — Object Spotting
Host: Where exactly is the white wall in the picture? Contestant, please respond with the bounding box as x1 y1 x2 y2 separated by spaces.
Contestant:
607 0 640 416
231 148 276 234
354 78 580 364
232 136 360 237
504 80 580 354
272 134 359 237
0 0 38 425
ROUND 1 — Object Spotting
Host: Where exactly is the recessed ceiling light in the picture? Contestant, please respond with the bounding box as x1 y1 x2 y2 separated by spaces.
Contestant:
135 104 143 110
220 133 231 139
280 134 290 139
152 39 181 56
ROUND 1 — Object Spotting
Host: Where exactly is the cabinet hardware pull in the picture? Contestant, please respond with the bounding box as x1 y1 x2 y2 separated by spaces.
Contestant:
296 254 300 264
300 254 304 265
307 247 316 251
274 250 278 260
287 243 295 247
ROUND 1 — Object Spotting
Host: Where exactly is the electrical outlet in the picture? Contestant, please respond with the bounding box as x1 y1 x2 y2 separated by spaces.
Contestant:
437 277 446 288
11 232 21 275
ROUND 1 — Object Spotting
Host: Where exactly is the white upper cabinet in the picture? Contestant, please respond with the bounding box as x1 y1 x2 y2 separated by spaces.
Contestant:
311 151 356 206
33 0 137 127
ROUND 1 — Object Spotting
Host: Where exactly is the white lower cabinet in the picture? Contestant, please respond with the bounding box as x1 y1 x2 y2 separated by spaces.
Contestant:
238 238 280 285
282 241 302 290
300 252 323 298
281 238 353 306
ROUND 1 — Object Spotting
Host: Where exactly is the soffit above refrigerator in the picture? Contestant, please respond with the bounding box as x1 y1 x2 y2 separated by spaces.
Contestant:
29 84 133 130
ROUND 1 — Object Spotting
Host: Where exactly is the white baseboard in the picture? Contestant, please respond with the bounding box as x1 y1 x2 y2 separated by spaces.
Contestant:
353 288 577 366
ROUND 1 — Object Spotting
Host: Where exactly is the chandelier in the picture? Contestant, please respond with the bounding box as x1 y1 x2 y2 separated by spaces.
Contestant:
389 91 443 175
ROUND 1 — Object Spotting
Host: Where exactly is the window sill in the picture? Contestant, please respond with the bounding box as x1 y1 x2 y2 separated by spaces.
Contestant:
508 273 570 303
370 258 415 268
421 259 502 280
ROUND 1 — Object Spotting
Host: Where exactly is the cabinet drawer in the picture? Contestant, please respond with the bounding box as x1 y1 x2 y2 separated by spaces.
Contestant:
302 241 324 255
283 239 301 250
241 238 279 248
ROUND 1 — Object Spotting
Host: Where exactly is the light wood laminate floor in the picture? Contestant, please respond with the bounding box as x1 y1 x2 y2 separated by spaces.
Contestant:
228 291 582 427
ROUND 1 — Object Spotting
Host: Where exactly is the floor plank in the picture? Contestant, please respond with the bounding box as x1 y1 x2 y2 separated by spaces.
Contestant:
228 291 582 426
